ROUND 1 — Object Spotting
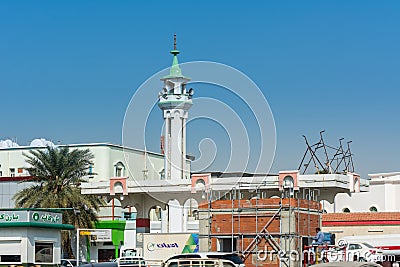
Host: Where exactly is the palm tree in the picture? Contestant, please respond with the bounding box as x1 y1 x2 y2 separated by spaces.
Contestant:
14 146 105 258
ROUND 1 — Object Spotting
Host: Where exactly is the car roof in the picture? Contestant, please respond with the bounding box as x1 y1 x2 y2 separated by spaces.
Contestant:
167 253 239 259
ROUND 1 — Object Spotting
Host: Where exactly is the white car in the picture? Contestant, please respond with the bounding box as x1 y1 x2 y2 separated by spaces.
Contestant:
117 256 146 267
60 259 85 267
347 242 384 262
162 253 244 267
326 242 384 262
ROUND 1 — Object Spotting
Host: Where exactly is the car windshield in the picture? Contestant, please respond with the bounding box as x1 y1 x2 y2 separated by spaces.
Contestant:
119 259 145 266
62 260 84 266
362 243 375 249
168 255 201 261
206 254 244 265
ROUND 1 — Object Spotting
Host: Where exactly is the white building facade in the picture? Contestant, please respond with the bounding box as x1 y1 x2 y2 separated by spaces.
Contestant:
323 172 400 213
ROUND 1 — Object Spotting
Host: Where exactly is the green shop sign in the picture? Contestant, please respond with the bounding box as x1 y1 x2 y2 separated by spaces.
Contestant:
32 212 61 223
0 210 62 225
0 212 20 222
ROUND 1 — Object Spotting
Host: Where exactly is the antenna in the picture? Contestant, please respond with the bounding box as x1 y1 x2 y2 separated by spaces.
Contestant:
173 33 177 50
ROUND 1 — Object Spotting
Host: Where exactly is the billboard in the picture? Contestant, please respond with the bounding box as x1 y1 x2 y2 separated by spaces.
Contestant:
141 233 199 261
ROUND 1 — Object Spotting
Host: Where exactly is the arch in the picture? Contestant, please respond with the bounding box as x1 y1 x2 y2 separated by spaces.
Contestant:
196 179 206 188
369 206 378 212
114 161 126 177
114 181 124 194
148 205 163 221
283 176 294 188
279 170 299 191
191 173 210 193
184 198 199 218
159 169 165 180
109 177 127 196
354 177 360 192
342 207 350 213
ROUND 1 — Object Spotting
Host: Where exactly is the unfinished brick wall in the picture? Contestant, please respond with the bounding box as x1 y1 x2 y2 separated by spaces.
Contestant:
199 198 321 267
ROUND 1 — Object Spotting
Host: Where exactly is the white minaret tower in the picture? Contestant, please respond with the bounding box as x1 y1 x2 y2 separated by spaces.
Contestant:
158 34 194 180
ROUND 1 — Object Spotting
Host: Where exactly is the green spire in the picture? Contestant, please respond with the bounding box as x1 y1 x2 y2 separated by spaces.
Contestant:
164 33 186 79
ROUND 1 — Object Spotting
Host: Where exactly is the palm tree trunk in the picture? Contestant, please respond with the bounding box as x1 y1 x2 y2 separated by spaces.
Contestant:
62 231 75 259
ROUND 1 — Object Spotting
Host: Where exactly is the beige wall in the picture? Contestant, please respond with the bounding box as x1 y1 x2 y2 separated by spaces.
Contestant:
323 225 400 240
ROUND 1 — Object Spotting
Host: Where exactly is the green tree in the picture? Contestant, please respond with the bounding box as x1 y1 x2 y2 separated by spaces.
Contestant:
14 146 105 257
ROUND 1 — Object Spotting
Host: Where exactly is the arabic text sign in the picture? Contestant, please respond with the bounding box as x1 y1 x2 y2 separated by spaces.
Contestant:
0 212 25 222
31 211 62 224
0 210 62 224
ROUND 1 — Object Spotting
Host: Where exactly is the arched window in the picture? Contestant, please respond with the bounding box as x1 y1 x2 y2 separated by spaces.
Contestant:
369 206 378 212
149 206 162 221
114 162 125 177
342 208 350 213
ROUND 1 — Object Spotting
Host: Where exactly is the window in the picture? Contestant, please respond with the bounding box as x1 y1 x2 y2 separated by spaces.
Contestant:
362 243 375 248
0 255 21 262
348 244 356 250
89 165 94 178
342 208 350 213
0 171 2 177
35 242 53 263
123 212 137 221
217 238 237 252
369 206 378 212
9 168 15 177
114 162 125 177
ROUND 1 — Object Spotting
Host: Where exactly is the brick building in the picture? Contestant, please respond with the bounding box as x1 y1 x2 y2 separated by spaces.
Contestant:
199 197 321 267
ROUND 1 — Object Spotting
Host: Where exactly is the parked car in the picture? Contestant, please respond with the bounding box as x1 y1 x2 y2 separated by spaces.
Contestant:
117 256 146 267
78 257 145 267
326 242 384 262
162 253 244 267
164 258 238 267
310 262 382 267
346 242 383 262
60 259 85 267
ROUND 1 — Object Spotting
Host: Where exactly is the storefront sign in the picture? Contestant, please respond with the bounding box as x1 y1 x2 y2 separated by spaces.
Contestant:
79 229 112 242
0 210 62 225
31 211 61 224
0 212 21 222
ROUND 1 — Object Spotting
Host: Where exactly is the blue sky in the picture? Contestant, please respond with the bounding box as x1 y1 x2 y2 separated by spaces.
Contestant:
1 1 399 177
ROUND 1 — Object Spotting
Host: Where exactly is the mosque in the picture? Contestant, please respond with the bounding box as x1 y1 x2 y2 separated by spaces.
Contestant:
0 36 373 267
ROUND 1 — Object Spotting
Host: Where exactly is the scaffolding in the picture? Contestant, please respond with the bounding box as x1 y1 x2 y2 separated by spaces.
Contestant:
299 131 354 175
200 182 322 267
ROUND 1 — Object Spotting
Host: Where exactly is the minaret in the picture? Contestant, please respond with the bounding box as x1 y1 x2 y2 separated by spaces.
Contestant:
158 34 194 180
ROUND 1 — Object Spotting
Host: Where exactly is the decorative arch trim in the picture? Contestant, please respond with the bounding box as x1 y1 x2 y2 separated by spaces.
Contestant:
110 176 128 196
278 170 299 191
191 173 211 193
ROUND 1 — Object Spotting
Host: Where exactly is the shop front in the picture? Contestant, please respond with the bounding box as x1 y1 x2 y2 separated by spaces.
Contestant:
0 209 74 267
